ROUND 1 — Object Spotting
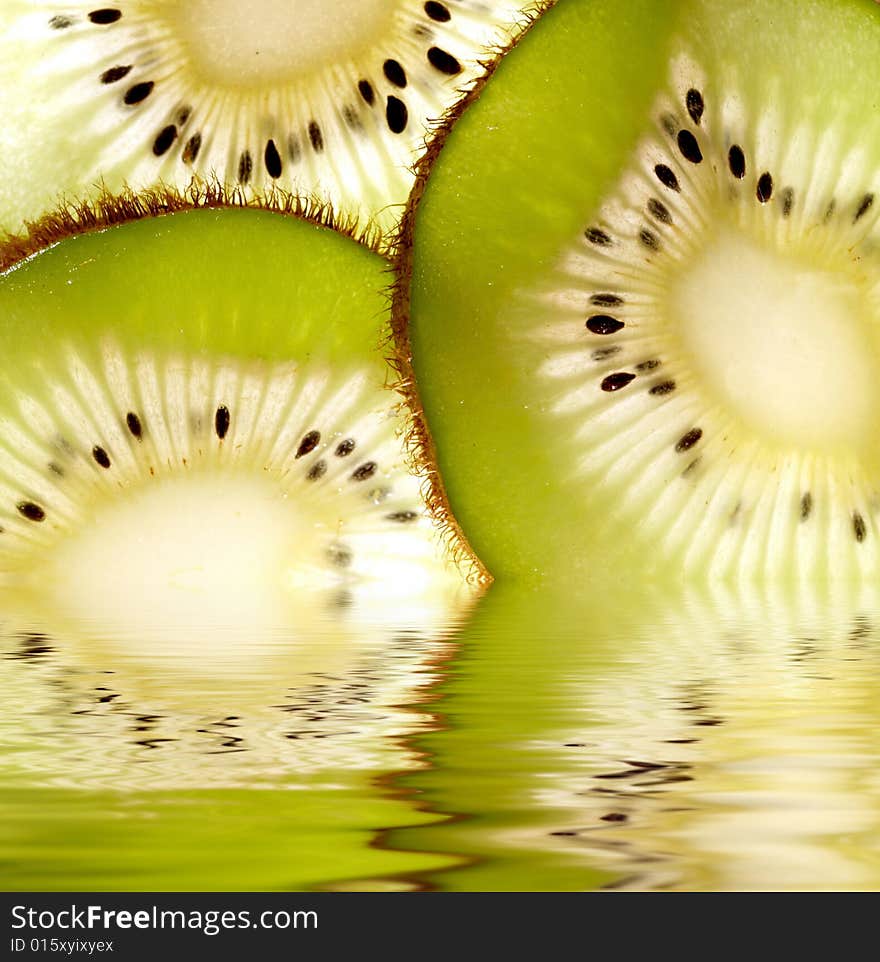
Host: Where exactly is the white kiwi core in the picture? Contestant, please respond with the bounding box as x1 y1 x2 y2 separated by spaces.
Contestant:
42 474 328 640
672 228 880 452
176 0 397 86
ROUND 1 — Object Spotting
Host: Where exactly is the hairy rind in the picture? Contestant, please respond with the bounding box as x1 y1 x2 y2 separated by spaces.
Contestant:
389 2 555 586
0 181 488 588
0 175 387 270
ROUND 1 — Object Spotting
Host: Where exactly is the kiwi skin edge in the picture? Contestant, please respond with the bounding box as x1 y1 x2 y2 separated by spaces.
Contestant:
0 184 490 590
0 178 385 268
390 3 553 587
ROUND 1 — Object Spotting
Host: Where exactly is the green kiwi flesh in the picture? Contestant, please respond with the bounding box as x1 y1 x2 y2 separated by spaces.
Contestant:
398 0 880 585
0 203 478 642
0 0 537 245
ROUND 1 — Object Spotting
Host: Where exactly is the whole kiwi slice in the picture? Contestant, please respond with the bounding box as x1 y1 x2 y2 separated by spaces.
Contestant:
396 0 880 584
0 199 481 641
0 0 537 244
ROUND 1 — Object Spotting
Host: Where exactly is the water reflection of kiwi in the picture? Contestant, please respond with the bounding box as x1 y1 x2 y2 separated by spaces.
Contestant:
547 584 880 891
384 581 880 891
0 588 473 790
0 585 477 890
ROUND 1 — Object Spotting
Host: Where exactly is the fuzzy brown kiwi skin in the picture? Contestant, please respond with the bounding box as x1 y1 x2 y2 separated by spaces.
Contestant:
0 181 489 589
0 177 387 269
388 2 555 588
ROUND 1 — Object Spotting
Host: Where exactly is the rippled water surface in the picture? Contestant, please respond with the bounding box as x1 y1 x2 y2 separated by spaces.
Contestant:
4 581 880 891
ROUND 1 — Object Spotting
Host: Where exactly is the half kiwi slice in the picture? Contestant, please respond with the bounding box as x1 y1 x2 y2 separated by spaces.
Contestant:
396 0 880 584
0 200 479 642
0 0 536 244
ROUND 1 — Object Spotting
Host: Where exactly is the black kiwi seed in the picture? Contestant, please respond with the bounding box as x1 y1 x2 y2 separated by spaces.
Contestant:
601 813 629 823
265 139 282 178
351 462 378 482
853 512 867 542
124 81 154 106
639 228 660 251
335 439 356 457
427 47 462 75
307 460 327 481
756 172 773 203
238 150 253 183
800 492 813 521
425 1 451 21
295 430 321 458
152 125 177 156
650 380 676 396
854 193 874 223
214 405 231 440
386 97 408 133
647 198 672 224
654 164 680 192
49 462 65 476
586 315 624 335
50 15 74 29
590 293 624 307
685 88 704 125
88 9 122 25
387 510 419 523
18 502 46 522
728 145 746 179
675 428 703 453
182 133 202 164
358 80 375 105
677 130 702 164
601 372 636 392
585 227 612 246
635 359 660 372
100 65 132 84
92 445 111 469
308 121 324 152
126 412 143 439
383 59 407 88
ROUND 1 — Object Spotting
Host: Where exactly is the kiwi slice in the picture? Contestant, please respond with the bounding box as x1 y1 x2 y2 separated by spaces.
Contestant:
0 0 536 244
0 200 479 640
396 0 880 583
